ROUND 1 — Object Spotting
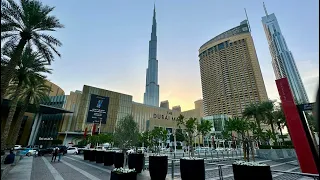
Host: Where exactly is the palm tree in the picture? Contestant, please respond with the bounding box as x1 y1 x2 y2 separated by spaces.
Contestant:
243 103 264 144
260 101 278 145
9 76 50 148
274 104 287 144
1 46 51 150
1 0 64 104
224 117 250 160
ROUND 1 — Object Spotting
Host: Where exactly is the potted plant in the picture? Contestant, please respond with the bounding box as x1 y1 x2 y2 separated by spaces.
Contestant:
95 149 104 163
83 149 89 160
103 150 115 166
148 127 168 180
110 167 137 180
176 115 212 180
113 115 140 169
89 149 96 162
114 151 124 168
232 161 272 180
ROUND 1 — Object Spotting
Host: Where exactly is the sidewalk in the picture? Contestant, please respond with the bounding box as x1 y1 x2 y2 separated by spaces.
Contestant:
3 156 33 180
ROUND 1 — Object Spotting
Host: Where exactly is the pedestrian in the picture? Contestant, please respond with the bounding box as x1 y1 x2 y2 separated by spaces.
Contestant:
58 148 62 162
51 147 58 162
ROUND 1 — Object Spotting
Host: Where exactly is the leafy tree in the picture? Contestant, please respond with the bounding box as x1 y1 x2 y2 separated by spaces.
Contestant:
260 100 278 145
197 119 213 147
150 127 168 154
224 117 250 160
243 103 264 143
113 115 139 151
138 131 152 148
2 45 51 150
1 0 64 104
176 114 199 157
175 128 185 142
274 105 287 144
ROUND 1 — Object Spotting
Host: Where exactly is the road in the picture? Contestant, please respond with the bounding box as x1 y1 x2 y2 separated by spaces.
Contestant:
4 153 316 180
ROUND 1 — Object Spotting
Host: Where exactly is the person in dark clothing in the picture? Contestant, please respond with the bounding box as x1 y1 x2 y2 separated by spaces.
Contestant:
4 150 15 164
51 147 58 162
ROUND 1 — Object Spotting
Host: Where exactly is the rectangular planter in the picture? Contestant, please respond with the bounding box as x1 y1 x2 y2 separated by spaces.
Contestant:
110 171 137 180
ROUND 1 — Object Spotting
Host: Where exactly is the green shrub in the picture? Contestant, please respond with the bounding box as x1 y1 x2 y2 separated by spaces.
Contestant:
176 145 182 149
271 145 282 149
259 145 271 149
283 141 293 146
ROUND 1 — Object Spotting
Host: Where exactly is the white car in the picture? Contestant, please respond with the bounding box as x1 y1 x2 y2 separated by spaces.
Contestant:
14 145 22 150
67 147 78 154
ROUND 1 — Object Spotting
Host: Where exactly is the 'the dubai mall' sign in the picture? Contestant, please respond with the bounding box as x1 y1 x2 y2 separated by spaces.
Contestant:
86 94 109 124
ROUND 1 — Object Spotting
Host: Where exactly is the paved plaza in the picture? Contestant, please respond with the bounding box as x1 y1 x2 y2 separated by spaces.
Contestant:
2 154 316 180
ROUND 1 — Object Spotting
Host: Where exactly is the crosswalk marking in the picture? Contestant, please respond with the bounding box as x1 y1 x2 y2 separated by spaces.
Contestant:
60 160 101 180
42 156 64 180
64 156 111 173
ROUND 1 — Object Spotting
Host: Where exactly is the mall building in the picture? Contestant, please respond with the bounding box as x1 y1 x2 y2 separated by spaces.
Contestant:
1 81 231 147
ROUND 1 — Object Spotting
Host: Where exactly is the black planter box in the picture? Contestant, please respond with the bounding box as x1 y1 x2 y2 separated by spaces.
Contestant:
128 153 145 173
104 151 115 166
95 150 104 163
232 164 272 180
114 152 124 168
149 156 168 180
89 150 96 162
110 171 137 180
83 150 89 160
180 158 205 180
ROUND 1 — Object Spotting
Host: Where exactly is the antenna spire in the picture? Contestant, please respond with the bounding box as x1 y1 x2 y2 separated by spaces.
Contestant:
244 8 251 32
263 2 268 16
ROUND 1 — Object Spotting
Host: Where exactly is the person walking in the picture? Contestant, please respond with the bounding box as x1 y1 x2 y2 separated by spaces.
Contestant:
58 148 62 162
51 147 58 162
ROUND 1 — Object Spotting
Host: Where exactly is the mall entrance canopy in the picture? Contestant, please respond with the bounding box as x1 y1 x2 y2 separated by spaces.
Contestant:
1 99 73 145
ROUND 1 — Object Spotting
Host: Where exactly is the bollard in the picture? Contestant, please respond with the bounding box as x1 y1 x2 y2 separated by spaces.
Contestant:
216 151 219 161
174 153 176 159
218 165 224 180
226 151 229 160
222 151 224 161
211 151 213 162
171 159 174 179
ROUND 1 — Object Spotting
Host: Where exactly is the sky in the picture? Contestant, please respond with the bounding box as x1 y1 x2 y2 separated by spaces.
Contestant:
42 0 319 111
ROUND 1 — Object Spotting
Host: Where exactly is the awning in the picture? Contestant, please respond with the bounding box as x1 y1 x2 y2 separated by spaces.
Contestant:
2 99 73 114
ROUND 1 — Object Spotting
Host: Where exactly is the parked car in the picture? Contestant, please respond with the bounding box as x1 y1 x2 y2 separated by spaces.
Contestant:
67 147 78 154
19 148 38 156
14 145 22 150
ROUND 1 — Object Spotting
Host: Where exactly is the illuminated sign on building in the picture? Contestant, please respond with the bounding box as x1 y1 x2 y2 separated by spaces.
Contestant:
86 94 109 124
152 111 177 120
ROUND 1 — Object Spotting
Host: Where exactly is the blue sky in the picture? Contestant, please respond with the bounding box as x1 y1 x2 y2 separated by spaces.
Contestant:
42 0 319 110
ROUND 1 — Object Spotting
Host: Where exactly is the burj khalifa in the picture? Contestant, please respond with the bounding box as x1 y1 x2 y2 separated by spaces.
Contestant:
144 5 159 107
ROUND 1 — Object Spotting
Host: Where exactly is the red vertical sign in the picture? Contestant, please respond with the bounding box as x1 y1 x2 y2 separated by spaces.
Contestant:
276 78 318 174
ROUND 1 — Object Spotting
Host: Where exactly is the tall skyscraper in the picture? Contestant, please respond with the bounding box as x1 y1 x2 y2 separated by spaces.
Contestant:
144 5 159 107
261 3 309 104
199 20 268 117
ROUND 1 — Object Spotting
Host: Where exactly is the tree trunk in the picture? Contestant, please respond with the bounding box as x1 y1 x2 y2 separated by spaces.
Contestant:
1 38 28 105
269 120 278 145
1 83 23 151
277 123 285 145
247 130 255 161
8 103 28 147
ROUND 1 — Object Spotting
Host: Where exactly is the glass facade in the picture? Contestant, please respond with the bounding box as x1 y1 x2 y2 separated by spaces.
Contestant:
35 95 67 147
262 13 309 104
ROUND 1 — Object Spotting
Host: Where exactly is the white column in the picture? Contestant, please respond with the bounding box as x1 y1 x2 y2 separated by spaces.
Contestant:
28 113 42 145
